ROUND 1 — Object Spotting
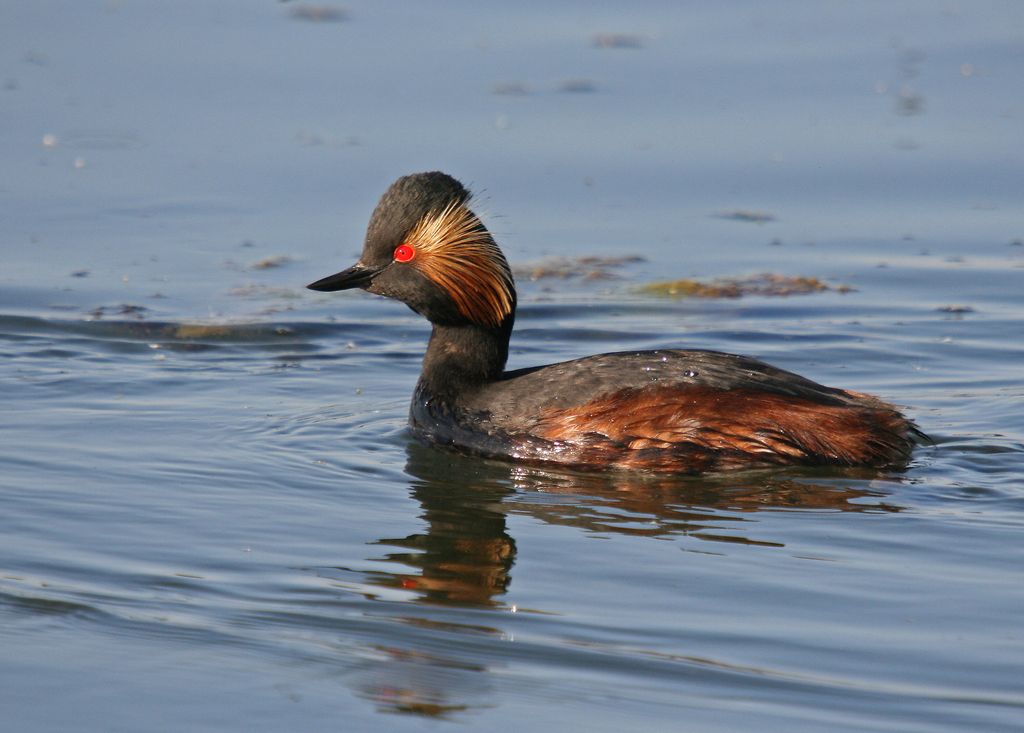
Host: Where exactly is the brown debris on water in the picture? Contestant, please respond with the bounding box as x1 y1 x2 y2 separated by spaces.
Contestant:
592 33 643 49
492 82 530 96
171 325 235 339
88 304 149 319
514 255 645 282
639 273 843 299
714 210 777 224
249 255 293 270
558 79 597 93
295 131 361 148
164 324 295 341
289 5 348 23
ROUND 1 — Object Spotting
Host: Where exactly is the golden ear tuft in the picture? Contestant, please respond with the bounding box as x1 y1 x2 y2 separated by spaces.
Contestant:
405 201 514 328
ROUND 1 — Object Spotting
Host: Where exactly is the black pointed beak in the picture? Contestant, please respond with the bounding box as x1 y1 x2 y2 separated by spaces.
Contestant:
307 263 383 292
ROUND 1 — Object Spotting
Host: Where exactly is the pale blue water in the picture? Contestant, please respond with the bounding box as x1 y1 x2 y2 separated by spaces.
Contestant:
2 2 1023 731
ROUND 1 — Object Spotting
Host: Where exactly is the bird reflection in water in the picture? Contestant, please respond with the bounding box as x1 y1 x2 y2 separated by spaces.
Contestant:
384 444 904 603
343 442 905 717
370 451 516 607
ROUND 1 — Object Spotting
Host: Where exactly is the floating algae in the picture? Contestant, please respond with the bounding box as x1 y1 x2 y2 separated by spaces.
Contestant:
638 273 846 299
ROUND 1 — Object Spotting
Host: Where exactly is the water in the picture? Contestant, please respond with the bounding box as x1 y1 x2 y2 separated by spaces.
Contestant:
2 2 1023 731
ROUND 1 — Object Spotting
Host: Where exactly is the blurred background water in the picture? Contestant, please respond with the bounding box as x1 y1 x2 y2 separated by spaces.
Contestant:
2 2 1023 731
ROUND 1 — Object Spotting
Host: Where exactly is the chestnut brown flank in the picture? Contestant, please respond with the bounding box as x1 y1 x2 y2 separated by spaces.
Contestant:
533 385 913 469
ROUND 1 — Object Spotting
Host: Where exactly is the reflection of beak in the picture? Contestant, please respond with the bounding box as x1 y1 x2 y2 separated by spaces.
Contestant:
306 262 384 292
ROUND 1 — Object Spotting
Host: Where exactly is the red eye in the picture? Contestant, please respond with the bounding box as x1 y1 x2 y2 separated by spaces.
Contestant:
393 243 415 262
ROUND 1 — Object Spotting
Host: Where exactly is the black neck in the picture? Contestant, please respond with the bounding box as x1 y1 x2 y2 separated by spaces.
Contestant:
417 319 513 401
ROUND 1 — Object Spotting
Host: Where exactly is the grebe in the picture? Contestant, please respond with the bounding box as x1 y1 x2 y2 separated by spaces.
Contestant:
308 172 921 472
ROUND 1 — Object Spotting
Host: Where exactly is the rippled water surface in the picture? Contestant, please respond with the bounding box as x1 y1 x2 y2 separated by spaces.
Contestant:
3 2 1023 731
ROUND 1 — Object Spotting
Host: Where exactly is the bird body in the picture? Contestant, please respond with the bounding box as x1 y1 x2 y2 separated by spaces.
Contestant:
309 172 922 472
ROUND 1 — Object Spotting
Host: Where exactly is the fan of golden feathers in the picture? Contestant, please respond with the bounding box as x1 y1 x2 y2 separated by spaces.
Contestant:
404 201 515 328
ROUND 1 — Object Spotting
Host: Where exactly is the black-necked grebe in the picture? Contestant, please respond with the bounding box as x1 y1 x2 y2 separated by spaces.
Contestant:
308 172 922 472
